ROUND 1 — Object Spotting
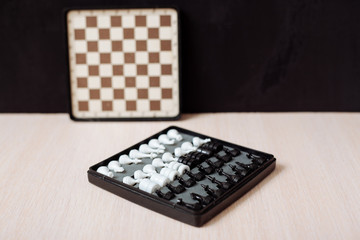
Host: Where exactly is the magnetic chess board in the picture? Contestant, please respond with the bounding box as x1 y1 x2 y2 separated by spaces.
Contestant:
88 126 276 226
66 8 180 120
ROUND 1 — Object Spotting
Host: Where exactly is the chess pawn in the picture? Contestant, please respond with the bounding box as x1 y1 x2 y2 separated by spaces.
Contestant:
190 193 213 206
150 173 170 187
152 158 167 168
216 168 242 183
134 170 151 180
129 149 157 159
192 137 211 147
229 164 248 177
162 152 177 162
123 176 140 186
143 164 157 174
139 179 161 193
201 184 225 199
148 139 166 150
177 198 202 210
206 176 232 190
96 166 114 178
167 129 183 141
107 160 125 173
236 161 258 171
119 154 142 165
139 144 164 154
181 142 197 153
158 134 175 145
159 168 179 181
174 147 187 157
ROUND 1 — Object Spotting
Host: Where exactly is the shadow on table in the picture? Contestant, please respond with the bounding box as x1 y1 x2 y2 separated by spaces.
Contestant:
203 163 284 227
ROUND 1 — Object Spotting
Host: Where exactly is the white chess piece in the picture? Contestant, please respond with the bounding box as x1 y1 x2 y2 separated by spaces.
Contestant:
148 139 166 150
143 164 157 174
139 179 161 193
160 168 179 181
129 149 157 159
139 144 164 154
152 158 167 168
151 159 189 176
167 129 183 141
134 170 151 180
192 137 211 147
96 166 114 178
123 176 140 186
108 161 125 173
119 154 142 165
174 147 187 157
162 152 177 162
158 134 175 145
181 142 197 153
142 164 171 187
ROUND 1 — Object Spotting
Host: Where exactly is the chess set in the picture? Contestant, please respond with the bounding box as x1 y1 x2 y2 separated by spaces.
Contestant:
88 126 276 227
66 8 180 120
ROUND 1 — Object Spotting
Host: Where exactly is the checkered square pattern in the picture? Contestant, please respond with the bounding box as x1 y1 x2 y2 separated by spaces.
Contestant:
67 8 179 119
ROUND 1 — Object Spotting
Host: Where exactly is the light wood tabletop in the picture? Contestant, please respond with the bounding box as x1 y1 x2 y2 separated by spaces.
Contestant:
0 113 359 239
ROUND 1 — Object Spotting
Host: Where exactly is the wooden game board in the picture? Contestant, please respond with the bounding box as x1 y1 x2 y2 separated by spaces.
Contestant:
66 8 180 120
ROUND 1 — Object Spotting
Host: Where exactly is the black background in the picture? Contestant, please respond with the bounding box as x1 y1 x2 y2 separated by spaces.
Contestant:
1 0 359 113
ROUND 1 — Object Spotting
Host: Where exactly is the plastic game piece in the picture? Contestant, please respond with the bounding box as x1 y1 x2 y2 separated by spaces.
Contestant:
166 183 186 194
214 153 232 163
187 152 208 161
162 152 177 162
148 139 166 150
216 169 242 183
107 161 125 173
178 176 196 187
156 189 175 200
143 164 157 174
139 179 161 194
119 154 142 165
134 170 151 180
174 147 187 157
192 137 211 147
205 159 224 168
201 142 223 153
228 164 248 177
123 176 140 186
190 193 213 206
197 164 215 175
177 198 202 210
206 176 233 190
247 153 266 165
236 162 258 171
150 173 170 187
139 144 164 154
223 147 241 157
158 134 175 145
167 129 183 141
201 184 225 199
185 170 205 181
177 165 190 175
159 168 179 181
96 166 114 178
181 142 197 153
196 147 213 156
130 150 157 159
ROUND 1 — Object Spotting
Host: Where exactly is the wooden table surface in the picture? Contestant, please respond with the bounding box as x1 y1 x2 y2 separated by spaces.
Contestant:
0 113 359 239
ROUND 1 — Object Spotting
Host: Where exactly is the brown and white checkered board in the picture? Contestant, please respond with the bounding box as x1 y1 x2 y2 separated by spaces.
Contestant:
67 8 180 119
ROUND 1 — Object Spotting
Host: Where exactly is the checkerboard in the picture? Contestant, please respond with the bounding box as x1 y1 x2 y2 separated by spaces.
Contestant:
66 8 180 119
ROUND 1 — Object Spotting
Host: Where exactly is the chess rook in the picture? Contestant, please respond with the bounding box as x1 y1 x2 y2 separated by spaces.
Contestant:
167 129 183 141
96 166 114 178
148 139 166 150
158 134 175 145
192 137 211 147
107 161 125 173
119 154 142 165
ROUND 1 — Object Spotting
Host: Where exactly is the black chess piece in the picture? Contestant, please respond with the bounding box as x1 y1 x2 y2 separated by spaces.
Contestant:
206 176 233 190
177 198 202 210
229 164 248 177
196 147 213 156
216 168 242 183
198 164 215 175
205 159 224 168
156 189 175 200
166 183 185 194
187 152 207 161
224 147 241 157
236 161 258 171
190 193 213 206
185 170 205 181
214 153 232 163
202 142 223 153
247 153 266 165
201 184 225 198
178 176 196 187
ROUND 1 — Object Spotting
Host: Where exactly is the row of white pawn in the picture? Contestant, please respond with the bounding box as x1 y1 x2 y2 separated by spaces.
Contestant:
123 162 189 193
